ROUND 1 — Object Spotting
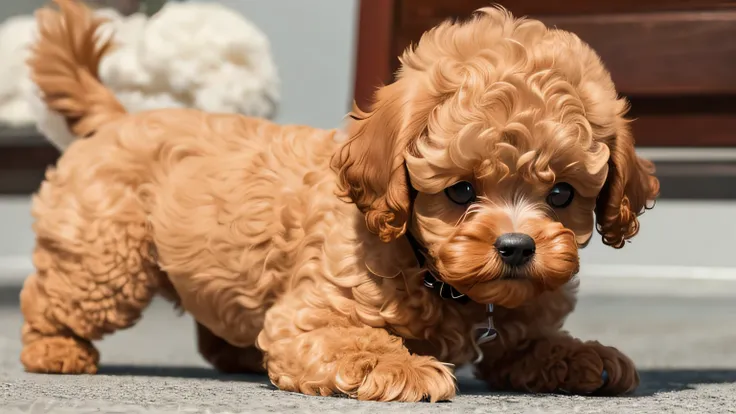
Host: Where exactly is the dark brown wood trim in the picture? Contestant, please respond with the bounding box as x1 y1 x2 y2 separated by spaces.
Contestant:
400 0 736 20
0 127 56 195
631 114 736 147
628 95 736 147
352 0 397 111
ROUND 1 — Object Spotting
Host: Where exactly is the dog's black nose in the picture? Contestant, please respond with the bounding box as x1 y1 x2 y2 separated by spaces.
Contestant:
494 233 535 267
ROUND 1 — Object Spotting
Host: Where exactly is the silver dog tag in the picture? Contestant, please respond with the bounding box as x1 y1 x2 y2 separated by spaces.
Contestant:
471 303 498 364
473 304 498 346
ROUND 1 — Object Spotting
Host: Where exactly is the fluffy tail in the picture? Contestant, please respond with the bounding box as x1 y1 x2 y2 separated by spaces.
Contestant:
28 0 126 149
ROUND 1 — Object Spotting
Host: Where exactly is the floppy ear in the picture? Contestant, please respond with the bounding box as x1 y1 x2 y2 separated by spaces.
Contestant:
595 115 660 248
332 79 430 242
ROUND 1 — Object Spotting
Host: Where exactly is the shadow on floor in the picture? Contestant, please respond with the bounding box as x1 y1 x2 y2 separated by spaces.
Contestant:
634 368 736 396
97 364 269 384
459 369 736 398
95 364 736 397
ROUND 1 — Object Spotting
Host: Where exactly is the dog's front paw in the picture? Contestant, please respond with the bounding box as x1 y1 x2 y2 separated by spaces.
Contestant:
339 354 457 402
537 339 639 395
563 340 639 396
478 336 639 396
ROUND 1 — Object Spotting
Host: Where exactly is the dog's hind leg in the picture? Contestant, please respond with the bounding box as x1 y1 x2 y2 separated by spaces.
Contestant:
19 158 163 374
196 322 265 374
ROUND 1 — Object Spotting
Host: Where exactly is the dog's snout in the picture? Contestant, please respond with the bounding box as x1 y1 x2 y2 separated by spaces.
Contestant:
494 233 535 267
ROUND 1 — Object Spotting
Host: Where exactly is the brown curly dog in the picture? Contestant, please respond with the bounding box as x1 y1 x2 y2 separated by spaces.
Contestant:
19 0 659 402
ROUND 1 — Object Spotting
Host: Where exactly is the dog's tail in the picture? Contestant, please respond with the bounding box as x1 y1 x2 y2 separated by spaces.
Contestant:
28 0 127 149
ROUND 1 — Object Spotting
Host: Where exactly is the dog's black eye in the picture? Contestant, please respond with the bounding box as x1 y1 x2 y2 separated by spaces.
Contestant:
547 182 575 208
445 181 476 205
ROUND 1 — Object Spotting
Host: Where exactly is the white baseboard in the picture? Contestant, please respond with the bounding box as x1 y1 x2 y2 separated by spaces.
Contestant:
581 264 736 281
0 255 32 276
1 255 735 298
636 146 736 162
579 264 736 299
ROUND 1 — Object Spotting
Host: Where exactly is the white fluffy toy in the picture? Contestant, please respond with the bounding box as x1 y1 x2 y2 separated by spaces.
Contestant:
0 2 280 149
0 15 37 128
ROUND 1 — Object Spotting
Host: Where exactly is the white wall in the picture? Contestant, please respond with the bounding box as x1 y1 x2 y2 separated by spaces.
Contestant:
578 200 736 269
194 0 359 129
0 197 34 265
0 0 47 21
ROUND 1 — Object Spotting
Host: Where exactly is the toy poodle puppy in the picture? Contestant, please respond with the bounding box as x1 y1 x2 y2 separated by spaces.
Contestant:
20 0 659 402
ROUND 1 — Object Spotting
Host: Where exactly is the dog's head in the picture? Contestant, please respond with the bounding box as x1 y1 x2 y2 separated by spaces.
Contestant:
332 8 659 308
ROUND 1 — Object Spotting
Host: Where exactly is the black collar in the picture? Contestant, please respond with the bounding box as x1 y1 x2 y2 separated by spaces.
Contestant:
405 171 470 304
404 230 471 304
403 176 498 348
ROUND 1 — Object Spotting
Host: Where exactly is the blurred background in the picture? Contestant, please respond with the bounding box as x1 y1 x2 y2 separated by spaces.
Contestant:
0 0 734 295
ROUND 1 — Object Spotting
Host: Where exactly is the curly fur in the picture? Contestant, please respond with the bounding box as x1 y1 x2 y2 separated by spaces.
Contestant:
20 0 659 402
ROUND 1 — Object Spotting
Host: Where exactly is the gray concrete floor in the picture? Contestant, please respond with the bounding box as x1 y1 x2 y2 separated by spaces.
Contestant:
1 288 736 414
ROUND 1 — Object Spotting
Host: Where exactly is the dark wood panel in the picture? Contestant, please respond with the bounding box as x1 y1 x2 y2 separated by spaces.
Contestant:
628 95 736 146
353 0 397 111
0 127 57 194
544 12 736 96
0 143 57 194
0 169 48 195
397 11 736 96
401 0 736 21
628 95 736 115
0 145 59 170
631 114 736 147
